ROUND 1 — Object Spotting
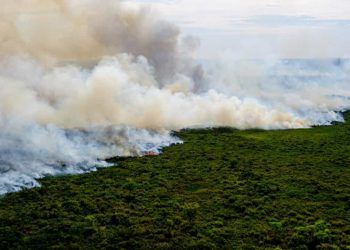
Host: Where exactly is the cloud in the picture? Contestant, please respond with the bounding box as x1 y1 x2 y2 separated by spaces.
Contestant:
128 0 350 58
239 15 350 27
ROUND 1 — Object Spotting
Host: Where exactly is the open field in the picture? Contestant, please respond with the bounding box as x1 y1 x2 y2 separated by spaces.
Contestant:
1 113 350 249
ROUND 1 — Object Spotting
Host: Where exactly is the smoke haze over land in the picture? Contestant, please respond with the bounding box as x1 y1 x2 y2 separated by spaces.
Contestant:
0 0 349 194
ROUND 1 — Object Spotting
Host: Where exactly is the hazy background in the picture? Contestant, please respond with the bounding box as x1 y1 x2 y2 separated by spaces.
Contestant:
128 0 350 60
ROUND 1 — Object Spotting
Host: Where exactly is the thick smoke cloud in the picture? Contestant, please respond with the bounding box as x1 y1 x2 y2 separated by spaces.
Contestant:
0 0 194 83
0 0 349 194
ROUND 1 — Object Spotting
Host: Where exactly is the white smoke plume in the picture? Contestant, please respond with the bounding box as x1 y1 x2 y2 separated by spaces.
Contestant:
0 0 349 194
0 120 178 195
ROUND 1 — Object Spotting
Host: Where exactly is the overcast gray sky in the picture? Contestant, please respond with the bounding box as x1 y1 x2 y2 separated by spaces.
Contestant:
127 0 350 59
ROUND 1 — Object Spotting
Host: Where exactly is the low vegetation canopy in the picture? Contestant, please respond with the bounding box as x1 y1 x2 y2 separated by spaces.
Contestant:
1 113 350 249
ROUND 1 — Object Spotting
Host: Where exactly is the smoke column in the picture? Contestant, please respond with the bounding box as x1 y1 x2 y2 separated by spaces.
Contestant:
0 0 349 194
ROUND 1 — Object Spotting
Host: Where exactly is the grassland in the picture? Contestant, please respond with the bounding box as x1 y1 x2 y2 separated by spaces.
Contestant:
1 113 350 249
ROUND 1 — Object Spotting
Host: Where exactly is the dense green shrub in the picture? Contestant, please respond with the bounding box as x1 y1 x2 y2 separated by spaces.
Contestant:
1 112 350 249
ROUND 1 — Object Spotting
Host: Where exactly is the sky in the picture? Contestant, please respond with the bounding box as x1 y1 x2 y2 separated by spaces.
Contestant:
127 0 350 60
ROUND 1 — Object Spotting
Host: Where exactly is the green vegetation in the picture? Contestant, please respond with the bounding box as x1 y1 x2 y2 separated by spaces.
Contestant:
1 113 350 249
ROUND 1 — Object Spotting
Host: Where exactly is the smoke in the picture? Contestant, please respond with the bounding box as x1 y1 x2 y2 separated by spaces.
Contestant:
0 120 178 195
0 0 349 194
0 0 194 83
